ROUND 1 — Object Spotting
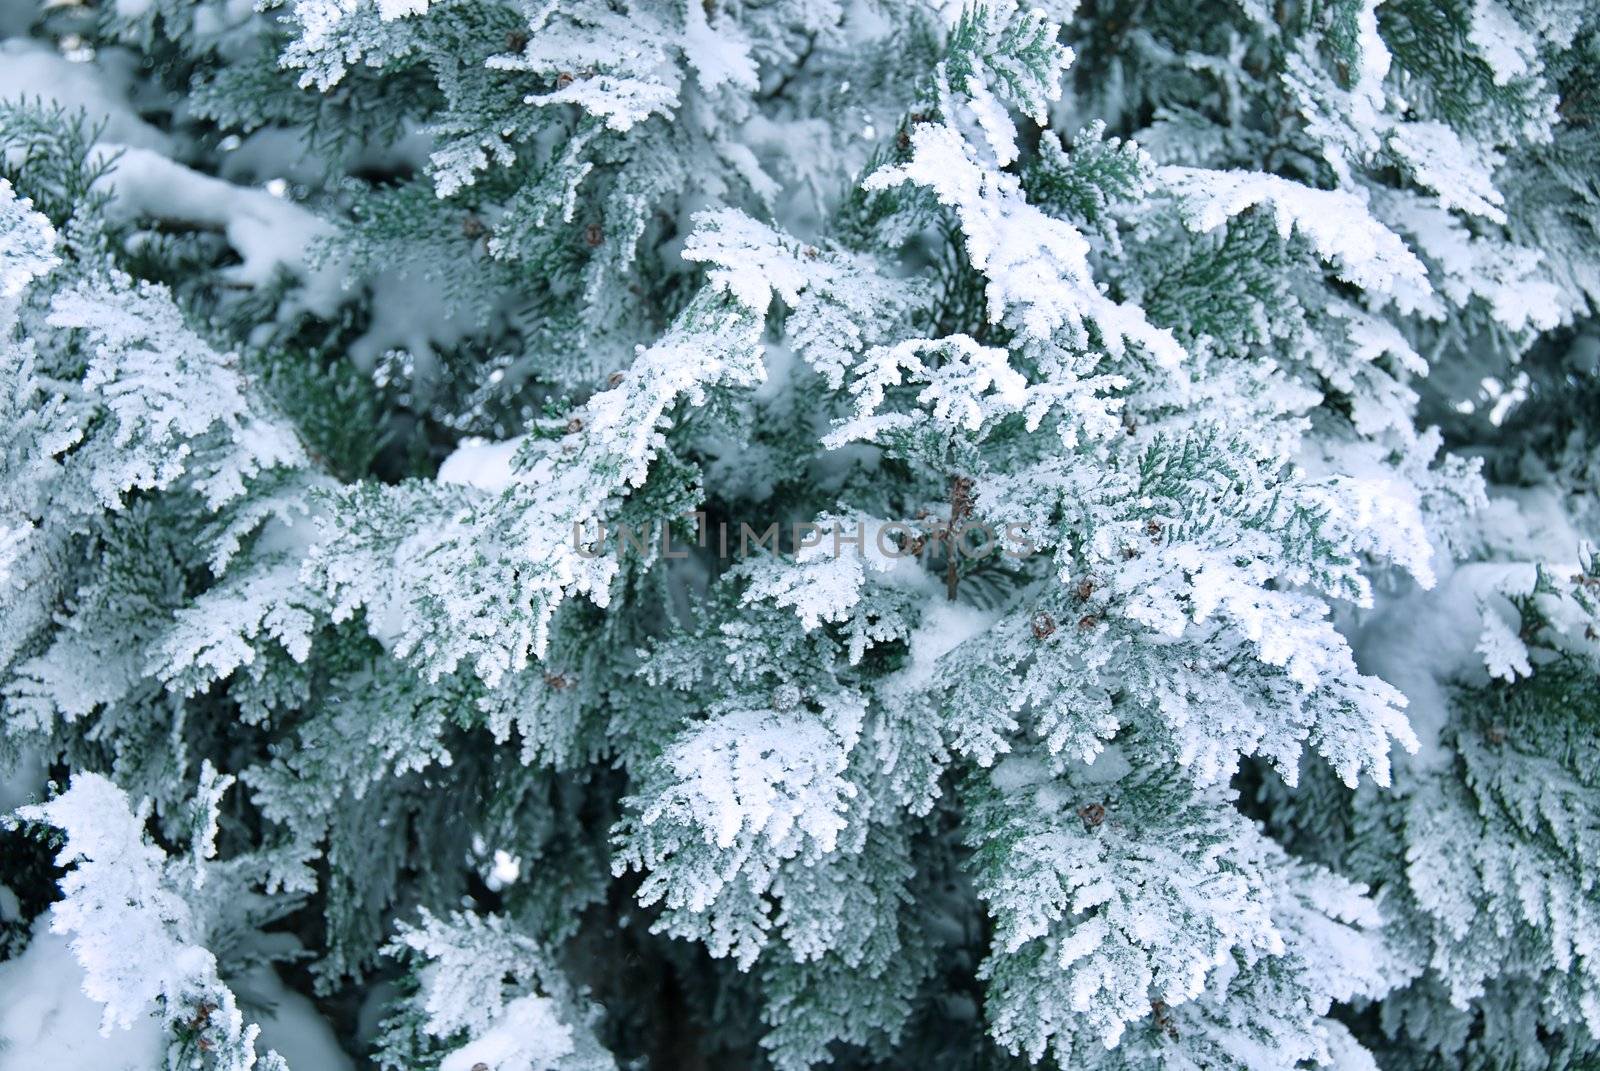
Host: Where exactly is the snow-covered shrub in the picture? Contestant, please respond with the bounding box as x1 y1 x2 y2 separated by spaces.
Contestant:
1 0 1597 1068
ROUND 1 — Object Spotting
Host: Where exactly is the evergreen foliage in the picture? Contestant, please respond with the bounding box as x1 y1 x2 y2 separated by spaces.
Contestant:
0 0 1597 1068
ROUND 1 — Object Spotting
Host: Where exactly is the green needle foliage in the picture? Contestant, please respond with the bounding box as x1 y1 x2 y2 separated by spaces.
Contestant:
0 1 1596 1068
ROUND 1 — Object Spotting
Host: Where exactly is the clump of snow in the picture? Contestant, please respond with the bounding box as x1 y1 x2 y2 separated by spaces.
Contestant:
391 911 581 1071
377 0 432 18
1350 0 1392 116
437 994 573 1071
646 707 857 858
93 146 347 316
236 964 355 1071
485 849 522 892
0 40 171 152
890 600 1001 695
437 436 525 493
824 335 1027 448
1377 190 1564 332
12 772 284 1069
0 917 165 1071
282 0 434 91
1353 560 1537 766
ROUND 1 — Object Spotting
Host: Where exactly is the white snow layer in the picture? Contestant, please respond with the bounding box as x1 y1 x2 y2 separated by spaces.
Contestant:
0 40 172 152
0 917 164 1071
0 916 352 1071
93 146 347 316
437 436 525 493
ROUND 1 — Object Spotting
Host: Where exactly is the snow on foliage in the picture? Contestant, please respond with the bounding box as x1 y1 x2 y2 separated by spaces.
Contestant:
45 273 306 509
489 3 682 134
2 0 1598 1067
1161 167 1431 303
382 910 612 1071
971 754 1393 1066
15 772 286 1070
869 122 1184 367
308 281 765 685
618 696 865 968
0 178 58 301
743 514 909 632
